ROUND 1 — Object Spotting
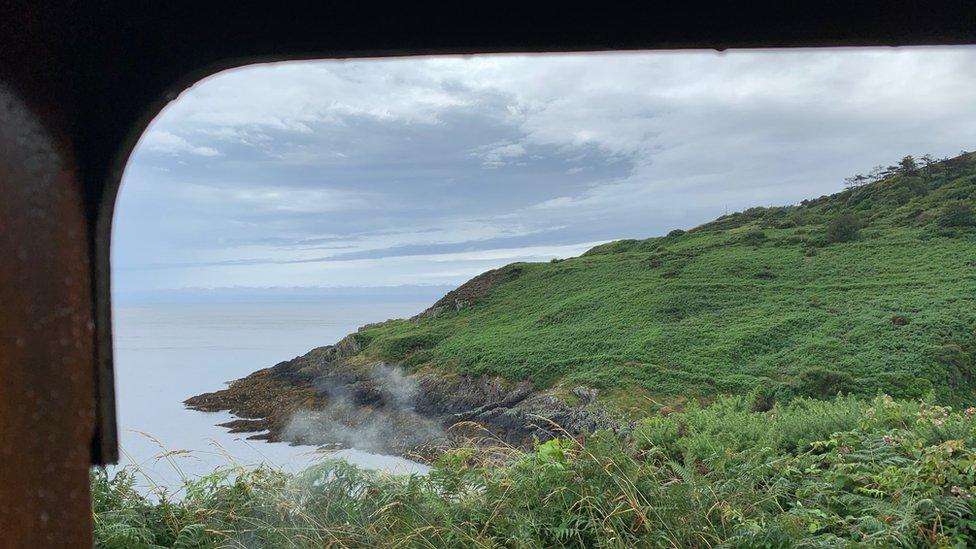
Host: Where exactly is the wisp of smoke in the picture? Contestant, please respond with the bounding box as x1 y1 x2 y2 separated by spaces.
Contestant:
282 362 443 454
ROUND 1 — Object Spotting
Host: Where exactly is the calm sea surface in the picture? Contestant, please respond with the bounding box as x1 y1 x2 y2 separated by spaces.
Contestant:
111 301 432 492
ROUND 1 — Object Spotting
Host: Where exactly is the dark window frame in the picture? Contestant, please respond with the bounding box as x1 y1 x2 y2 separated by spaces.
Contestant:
2 2 975 546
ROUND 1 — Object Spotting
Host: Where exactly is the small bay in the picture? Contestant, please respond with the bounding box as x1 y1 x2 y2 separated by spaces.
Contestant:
110 300 434 493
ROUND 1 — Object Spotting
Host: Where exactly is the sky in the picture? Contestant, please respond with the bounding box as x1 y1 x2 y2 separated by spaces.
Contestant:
113 47 976 301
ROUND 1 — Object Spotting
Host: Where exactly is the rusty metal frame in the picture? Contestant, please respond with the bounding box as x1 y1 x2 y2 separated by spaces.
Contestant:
2 1 976 546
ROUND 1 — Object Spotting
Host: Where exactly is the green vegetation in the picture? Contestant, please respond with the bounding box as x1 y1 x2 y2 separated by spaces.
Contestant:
356 152 976 408
94 153 976 546
824 212 862 243
938 201 976 228
94 396 976 547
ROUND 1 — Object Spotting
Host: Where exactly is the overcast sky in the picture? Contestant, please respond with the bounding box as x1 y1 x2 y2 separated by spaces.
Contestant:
113 48 976 300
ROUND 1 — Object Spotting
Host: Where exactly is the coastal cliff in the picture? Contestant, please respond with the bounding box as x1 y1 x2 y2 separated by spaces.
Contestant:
188 152 976 460
185 331 616 459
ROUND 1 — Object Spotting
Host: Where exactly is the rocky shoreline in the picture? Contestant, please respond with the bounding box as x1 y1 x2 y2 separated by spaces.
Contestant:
185 334 617 462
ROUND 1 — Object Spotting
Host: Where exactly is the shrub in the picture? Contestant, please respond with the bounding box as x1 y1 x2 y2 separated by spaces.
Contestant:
936 201 976 227
401 348 434 367
381 331 445 360
891 315 910 326
667 228 686 237
750 386 779 412
583 239 639 255
739 229 768 246
643 256 664 269
825 213 862 243
793 368 855 399
886 186 914 206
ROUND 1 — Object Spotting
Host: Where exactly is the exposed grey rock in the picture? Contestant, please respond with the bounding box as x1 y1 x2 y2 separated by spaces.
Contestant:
572 386 599 404
188 339 620 461
336 334 361 356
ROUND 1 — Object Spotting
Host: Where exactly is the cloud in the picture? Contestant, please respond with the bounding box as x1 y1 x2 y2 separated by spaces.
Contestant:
114 48 976 296
155 61 473 136
532 195 580 210
174 183 374 214
139 130 221 157
472 140 528 167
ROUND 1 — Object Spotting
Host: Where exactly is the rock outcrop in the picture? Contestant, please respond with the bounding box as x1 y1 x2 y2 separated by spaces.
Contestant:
185 334 615 461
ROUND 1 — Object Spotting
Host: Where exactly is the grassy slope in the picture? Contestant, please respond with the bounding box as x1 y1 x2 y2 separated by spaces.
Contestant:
357 153 976 407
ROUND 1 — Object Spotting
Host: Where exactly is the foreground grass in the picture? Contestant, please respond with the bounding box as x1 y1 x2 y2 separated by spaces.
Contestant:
94 395 976 547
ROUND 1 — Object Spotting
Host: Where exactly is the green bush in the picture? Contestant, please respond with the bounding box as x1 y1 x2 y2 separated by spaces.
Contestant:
937 201 976 227
739 229 768 246
792 367 855 399
825 213 862 243
379 331 445 360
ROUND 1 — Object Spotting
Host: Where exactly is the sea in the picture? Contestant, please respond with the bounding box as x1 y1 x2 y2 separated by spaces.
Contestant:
110 300 435 493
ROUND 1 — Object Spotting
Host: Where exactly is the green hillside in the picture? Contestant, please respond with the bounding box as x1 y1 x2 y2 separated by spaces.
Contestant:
97 153 976 548
356 153 976 408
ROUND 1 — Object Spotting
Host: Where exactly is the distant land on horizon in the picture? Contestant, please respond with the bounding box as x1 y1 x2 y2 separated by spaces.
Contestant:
112 284 456 305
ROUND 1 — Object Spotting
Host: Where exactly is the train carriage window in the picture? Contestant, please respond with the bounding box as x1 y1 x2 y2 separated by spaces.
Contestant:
89 48 976 545
3 5 976 536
